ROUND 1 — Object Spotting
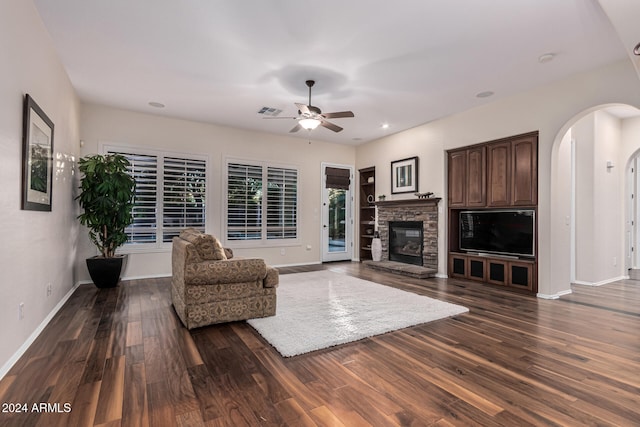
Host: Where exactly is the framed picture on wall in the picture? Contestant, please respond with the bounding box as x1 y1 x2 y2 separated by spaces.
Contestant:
22 94 54 211
391 156 418 194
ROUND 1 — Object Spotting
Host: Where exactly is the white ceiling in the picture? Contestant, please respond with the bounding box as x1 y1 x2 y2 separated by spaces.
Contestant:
32 0 640 145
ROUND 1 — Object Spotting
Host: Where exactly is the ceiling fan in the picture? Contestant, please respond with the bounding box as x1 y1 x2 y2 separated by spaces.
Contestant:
266 80 354 133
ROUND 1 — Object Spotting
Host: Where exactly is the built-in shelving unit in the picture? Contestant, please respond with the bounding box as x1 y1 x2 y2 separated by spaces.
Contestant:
358 167 376 261
447 131 538 293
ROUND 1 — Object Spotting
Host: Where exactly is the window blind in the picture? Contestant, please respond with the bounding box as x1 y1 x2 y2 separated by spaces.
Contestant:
162 156 207 242
267 166 298 239
226 160 299 243
227 163 263 240
120 153 158 244
107 148 207 247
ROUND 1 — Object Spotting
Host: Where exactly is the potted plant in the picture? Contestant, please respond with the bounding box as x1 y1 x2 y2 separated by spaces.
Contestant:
76 154 135 288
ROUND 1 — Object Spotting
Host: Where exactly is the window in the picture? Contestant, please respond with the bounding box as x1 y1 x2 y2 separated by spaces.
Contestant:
105 146 207 249
226 160 298 244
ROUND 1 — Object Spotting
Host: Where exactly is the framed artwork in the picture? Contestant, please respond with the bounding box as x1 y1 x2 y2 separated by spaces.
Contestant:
22 94 54 211
391 156 418 194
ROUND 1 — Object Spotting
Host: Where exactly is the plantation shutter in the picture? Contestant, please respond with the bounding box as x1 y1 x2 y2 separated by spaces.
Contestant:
110 152 158 244
162 157 207 242
266 166 298 239
227 163 263 240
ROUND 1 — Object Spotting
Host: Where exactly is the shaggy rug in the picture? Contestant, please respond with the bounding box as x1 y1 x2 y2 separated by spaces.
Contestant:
247 270 468 357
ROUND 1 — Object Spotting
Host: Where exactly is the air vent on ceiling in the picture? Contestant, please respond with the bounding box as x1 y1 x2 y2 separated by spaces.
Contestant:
257 106 282 117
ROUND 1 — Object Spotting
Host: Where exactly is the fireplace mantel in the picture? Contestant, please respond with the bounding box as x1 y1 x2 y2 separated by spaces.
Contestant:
375 198 441 208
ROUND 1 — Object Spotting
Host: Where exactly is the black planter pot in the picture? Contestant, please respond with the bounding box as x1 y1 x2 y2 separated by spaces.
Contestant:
86 256 125 288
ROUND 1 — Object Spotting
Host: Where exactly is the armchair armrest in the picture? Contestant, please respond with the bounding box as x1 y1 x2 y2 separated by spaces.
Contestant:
184 258 268 285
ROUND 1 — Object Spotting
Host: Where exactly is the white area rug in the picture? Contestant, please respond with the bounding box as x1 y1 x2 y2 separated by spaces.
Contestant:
247 270 468 357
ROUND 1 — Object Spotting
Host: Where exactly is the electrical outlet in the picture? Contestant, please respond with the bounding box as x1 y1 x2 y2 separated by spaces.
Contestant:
19 303 24 320
280 248 286 256
46 282 52 297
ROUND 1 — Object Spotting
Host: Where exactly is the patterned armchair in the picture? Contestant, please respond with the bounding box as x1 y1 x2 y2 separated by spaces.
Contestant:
171 228 278 329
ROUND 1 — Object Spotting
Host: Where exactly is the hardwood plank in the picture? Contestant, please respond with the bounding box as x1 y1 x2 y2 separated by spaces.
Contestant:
274 398 318 426
175 409 206 427
94 355 126 425
187 364 225 421
67 381 101 427
147 380 176 427
126 321 143 347
122 362 149 427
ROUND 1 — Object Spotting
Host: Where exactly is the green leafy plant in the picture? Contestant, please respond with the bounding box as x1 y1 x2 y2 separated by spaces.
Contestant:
77 154 135 258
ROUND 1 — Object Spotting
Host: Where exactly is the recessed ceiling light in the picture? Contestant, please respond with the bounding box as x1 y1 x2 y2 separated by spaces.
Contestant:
148 101 165 108
381 123 390 129
476 91 494 98
538 53 556 63
634 42 640 56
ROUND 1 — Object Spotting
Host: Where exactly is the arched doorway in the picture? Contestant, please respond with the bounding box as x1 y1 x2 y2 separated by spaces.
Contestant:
550 104 640 289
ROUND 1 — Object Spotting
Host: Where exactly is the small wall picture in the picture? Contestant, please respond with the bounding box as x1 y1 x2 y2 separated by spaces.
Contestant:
391 156 418 194
22 94 54 211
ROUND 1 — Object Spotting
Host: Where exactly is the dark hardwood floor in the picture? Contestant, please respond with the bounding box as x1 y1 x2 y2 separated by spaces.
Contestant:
1 262 639 426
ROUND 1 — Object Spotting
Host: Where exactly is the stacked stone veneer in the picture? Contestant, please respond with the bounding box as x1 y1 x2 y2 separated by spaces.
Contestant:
376 198 440 270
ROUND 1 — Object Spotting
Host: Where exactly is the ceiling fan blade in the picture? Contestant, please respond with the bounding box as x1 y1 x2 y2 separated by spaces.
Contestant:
295 102 311 115
320 120 343 133
262 116 297 119
322 111 354 119
289 123 302 133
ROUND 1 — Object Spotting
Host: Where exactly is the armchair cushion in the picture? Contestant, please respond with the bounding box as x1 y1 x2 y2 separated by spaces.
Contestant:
179 228 227 260
184 258 267 285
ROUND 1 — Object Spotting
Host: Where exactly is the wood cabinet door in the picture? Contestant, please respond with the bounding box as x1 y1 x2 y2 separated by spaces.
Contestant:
508 261 534 291
448 150 466 207
511 136 537 205
449 253 467 278
466 146 486 206
487 142 511 206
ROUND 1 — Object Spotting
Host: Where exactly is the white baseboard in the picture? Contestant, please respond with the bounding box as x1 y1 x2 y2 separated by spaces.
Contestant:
272 261 322 268
0 281 81 380
537 289 573 299
572 275 628 287
121 273 171 281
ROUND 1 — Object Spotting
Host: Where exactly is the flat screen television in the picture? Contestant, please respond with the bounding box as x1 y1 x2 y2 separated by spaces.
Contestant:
459 209 535 258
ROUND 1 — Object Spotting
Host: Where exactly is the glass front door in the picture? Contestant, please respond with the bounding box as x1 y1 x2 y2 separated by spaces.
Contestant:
322 165 353 262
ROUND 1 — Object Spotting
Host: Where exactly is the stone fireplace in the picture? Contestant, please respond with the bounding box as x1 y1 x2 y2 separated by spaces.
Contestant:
375 198 440 271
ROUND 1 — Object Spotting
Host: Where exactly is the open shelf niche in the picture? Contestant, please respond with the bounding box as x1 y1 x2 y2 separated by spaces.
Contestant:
358 167 376 261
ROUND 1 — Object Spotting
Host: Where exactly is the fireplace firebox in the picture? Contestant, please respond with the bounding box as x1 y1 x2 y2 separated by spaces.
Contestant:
389 221 423 266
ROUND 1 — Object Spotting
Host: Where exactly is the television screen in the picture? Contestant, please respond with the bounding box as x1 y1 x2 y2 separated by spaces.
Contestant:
459 210 535 257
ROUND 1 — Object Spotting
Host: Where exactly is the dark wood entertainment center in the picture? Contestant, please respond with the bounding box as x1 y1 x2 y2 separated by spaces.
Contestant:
447 131 538 293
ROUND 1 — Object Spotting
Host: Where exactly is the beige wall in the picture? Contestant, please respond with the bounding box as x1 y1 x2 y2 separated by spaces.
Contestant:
572 111 625 284
78 104 356 280
621 116 640 162
573 114 596 282
621 116 640 270
0 0 81 375
357 59 640 297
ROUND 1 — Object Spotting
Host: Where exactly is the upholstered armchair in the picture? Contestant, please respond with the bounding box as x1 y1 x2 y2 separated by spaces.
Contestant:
171 228 278 329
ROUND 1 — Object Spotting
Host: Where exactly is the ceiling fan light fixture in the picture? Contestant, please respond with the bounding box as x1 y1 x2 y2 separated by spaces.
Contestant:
299 118 321 130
